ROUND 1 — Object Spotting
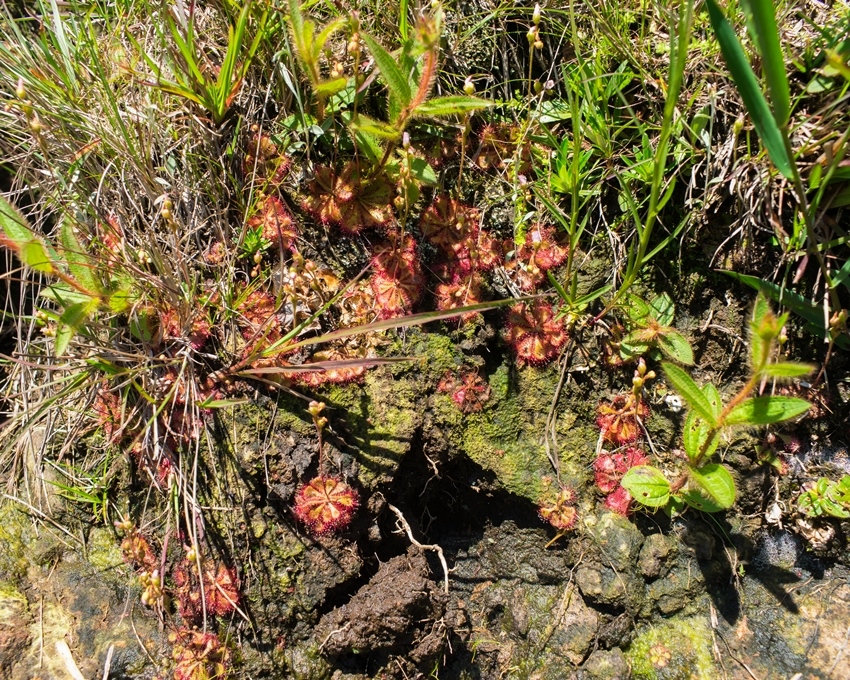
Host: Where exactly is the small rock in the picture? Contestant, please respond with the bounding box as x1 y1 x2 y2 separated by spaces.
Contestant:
638 533 675 579
581 648 629 679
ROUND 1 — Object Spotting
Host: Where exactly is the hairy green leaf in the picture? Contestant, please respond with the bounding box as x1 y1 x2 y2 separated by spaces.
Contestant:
688 463 736 509
704 0 794 179
413 95 493 117
348 113 401 139
650 293 675 326
760 362 815 378
361 33 411 110
409 157 437 185
21 240 55 274
657 329 694 365
703 383 723 419
621 465 671 508
55 298 98 355
681 489 727 513
682 411 719 463
0 194 35 247
663 362 717 425
60 219 100 294
314 77 349 98
725 396 810 426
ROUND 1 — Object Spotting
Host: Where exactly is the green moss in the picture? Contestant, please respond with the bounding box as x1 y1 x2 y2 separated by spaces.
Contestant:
626 616 717 680
86 526 124 572
451 364 594 503
0 503 34 583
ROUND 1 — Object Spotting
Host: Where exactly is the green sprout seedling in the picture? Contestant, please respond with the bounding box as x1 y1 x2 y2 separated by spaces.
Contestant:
798 475 850 518
622 293 812 514
619 293 694 365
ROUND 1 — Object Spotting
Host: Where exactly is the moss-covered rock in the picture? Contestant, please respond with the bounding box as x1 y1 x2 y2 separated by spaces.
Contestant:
626 616 717 680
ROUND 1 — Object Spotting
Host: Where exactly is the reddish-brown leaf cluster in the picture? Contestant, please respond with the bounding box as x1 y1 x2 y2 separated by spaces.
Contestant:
293 476 359 535
593 447 649 516
302 162 395 233
369 233 424 318
158 306 212 351
506 223 569 292
538 486 578 532
293 347 369 388
243 131 290 187
170 628 231 680
596 394 650 445
437 367 491 413
505 301 569 366
121 531 158 572
246 195 298 252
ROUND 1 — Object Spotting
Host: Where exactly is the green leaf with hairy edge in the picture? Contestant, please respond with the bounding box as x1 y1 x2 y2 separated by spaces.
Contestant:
409 157 437 185
688 463 736 509
704 0 794 179
348 114 401 139
621 465 671 508
657 329 694 365
40 284 90 306
760 362 815 378
703 383 722 419
682 411 719 463
681 489 727 513
0 194 35 246
287 0 307 64
650 293 675 326
745 0 790 127
361 33 411 109
313 18 346 63
662 362 717 425
55 297 99 355
624 294 651 322
413 95 494 117
620 335 650 361
60 219 100 294
725 396 810 426
20 240 55 273
314 77 349 98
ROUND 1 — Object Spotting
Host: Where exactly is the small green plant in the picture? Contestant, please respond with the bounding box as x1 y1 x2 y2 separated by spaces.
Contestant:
0 196 139 355
622 293 812 514
798 475 850 518
286 0 491 164
706 0 848 345
132 0 269 124
618 293 694 365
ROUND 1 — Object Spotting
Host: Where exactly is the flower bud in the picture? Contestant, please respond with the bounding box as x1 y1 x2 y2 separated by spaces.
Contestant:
533 3 542 25
15 78 26 100
464 76 475 95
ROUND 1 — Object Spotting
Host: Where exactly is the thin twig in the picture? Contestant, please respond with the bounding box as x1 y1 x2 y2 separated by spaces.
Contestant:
386 503 449 594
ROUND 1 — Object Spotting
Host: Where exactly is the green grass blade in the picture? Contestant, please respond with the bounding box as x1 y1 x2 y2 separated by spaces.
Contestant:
399 0 409 41
746 0 790 126
705 0 794 179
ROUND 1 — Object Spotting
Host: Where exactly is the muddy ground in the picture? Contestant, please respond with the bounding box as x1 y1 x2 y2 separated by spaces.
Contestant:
1 270 849 680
